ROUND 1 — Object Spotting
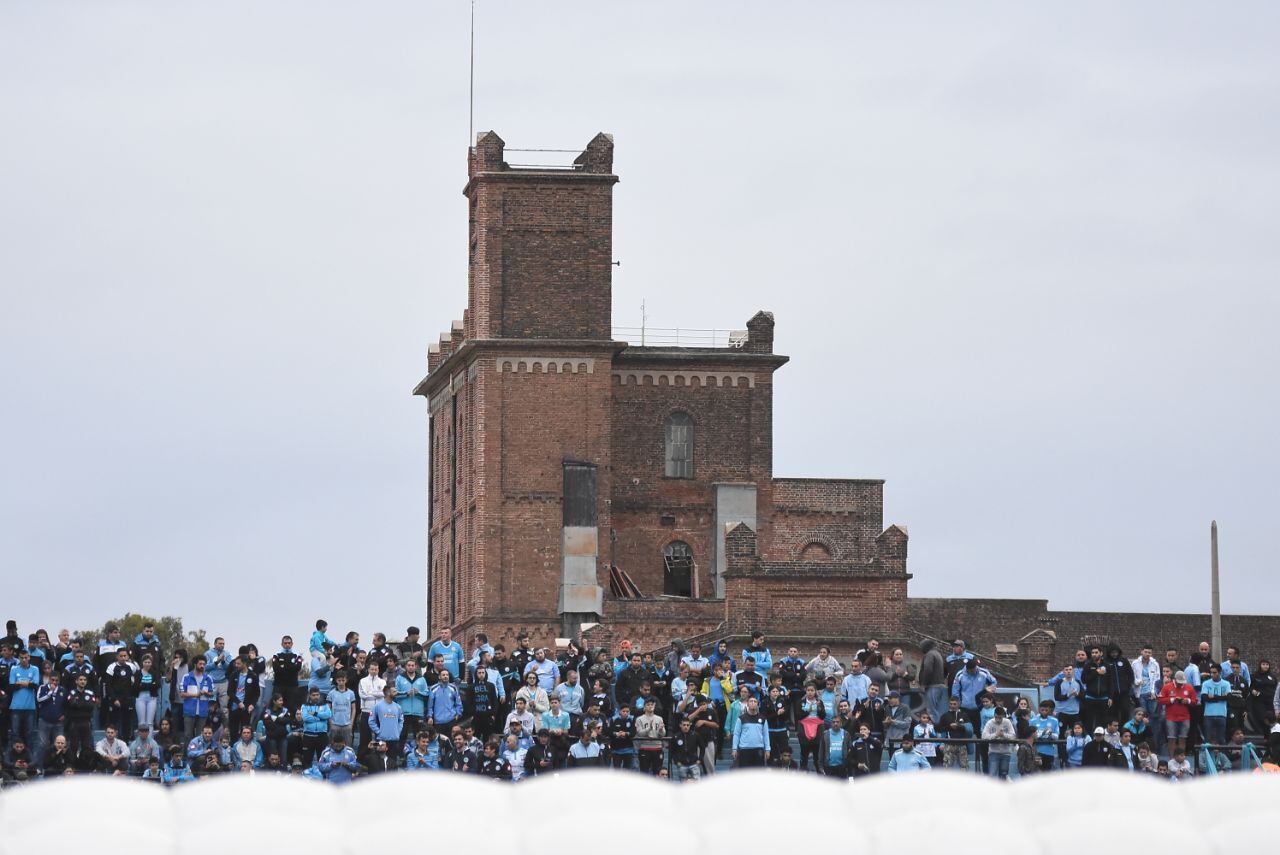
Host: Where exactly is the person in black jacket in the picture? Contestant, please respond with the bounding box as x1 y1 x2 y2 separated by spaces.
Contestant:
271 636 305 712
1081 647 1111 733
525 729 556 776
103 649 140 741
1106 644 1135 724
65 673 98 757
228 648 261 737
469 665 501 741
478 740 511 780
1247 659 1276 734
42 734 75 777
1082 727 1119 767
850 723 882 777
130 624 163 681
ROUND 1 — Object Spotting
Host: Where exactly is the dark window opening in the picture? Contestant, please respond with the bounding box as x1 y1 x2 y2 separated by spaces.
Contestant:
663 541 693 598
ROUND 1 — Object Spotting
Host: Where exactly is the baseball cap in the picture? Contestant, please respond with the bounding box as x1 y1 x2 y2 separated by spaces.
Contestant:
888 690 900 698
952 640 965 647
138 722 151 730
1174 670 1187 684
1093 726 1105 735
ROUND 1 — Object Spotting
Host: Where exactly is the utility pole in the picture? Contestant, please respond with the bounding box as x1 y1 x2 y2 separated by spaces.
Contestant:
1210 520 1222 662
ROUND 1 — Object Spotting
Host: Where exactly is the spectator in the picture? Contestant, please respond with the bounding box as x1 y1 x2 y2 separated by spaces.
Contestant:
523 648 559 693
805 645 844 685
1031 700 1062 772
626 696 660 772
42 734 75 777
204 638 231 713
569 725 603 768
318 734 359 784
839 658 871 706
731 696 768 768
299 688 332 767
128 722 161 775
2 737 34 784
913 711 940 768
1198 663 1230 748
427 668 463 732
888 735 931 772
95 725 129 775
742 632 773 674
982 705 1017 779
1132 645 1162 721
682 643 711 681
65 672 98 757
609 704 638 768
35 670 66 766
1082 726 1118 767
230 725 262 770
7 650 40 747
180 657 214 739
370 684 405 763
817 714 850 777
952 658 997 728
1159 670 1197 757
427 628 465 680
849 723 881 778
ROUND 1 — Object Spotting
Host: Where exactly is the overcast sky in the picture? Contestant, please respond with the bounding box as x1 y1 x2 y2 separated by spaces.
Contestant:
3 2 1277 649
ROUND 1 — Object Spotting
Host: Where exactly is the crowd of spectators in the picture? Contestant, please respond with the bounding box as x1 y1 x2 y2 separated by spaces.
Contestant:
2 617 1276 786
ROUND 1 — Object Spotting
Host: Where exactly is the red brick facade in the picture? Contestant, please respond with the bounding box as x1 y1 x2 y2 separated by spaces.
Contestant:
413 131 1279 682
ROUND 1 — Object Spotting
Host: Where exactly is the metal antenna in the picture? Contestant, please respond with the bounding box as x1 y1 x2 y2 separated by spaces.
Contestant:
468 0 476 148
1211 520 1222 661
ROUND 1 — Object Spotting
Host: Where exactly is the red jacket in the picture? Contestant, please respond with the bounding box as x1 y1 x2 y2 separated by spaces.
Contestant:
1158 682 1198 722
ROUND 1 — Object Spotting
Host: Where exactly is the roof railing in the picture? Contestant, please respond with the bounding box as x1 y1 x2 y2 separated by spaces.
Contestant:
612 327 748 348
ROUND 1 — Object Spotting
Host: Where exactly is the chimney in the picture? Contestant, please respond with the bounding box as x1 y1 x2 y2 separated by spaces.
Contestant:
745 311 774 353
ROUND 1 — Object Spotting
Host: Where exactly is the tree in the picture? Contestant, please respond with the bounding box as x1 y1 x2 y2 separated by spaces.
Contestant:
77 614 210 660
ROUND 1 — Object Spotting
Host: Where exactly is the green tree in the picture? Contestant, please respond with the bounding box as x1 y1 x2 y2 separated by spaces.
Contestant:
78 614 210 660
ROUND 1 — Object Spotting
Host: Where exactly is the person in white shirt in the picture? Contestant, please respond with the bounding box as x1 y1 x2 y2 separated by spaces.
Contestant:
95 725 129 775
502 734 528 781
1131 645 1162 718
680 644 711 680
358 661 387 750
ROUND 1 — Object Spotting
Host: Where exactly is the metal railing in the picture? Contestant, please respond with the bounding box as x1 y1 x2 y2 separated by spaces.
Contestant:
1198 742 1264 775
612 327 748 348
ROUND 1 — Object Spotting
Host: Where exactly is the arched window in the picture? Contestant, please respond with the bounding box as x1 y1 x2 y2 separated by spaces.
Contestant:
801 541 833 561
663 541 693 598
664 412 694 478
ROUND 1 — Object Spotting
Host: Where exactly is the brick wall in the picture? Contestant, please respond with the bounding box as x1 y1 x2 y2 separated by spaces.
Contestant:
770 478 884 563
609 350 782 595
907 597 1280 683
466 132 616 341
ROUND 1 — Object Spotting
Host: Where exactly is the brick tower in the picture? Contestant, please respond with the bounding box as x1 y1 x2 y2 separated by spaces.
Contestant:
415 131 620 640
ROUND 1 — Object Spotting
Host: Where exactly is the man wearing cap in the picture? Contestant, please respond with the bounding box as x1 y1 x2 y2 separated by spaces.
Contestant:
884 690 912 744
1082 726 1119 767
128 722 161 776
1158 670 1198 758
945 640 975 692
888 734 931 772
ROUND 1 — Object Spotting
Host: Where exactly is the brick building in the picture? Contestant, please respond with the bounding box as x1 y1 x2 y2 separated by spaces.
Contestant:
415 131 1280 685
